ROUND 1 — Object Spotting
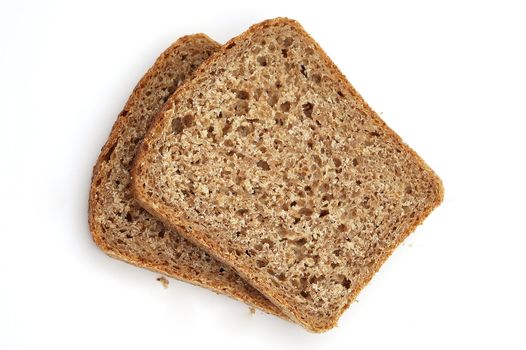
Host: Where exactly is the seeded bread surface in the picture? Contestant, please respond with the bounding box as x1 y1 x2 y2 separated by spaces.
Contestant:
132 19 444 331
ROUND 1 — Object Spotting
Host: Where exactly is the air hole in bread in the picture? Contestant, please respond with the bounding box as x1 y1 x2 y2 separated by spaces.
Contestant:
300 65 307 78
182 114 194 127
257 160 270 170
311 74 321 84
294 238 307 246
283 37 293 47
172 117 184 134
319 210 330 218
339 276 352 289
280 101 291 112
236 90 249 100
257 56 268 66
302 102 314 118
236 208 249 216
256 259 269 268
206 126 215 139
222 120 232 135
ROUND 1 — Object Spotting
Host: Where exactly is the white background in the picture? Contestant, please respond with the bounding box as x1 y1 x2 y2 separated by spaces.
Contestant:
1 0 525 349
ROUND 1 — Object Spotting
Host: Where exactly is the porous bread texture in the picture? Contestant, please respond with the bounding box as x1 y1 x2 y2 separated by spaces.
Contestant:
88 34 283 318
132 19 444 332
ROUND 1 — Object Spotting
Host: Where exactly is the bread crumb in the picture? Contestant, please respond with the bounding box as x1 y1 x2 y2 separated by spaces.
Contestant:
249 306 256 315
157 276 169 289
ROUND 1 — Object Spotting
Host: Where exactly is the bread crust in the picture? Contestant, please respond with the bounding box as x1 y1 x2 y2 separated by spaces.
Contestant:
89 34 284 318
132 19 444 332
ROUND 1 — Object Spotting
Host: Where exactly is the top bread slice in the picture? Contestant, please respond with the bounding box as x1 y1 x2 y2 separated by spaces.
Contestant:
132 19 444 331
88 34 283 317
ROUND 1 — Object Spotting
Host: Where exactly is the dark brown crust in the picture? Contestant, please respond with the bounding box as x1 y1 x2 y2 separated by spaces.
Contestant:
88 34 284 318
131 19 444 332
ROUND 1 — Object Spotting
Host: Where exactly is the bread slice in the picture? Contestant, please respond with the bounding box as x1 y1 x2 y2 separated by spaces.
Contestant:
88 34 283 317
132 19 444 331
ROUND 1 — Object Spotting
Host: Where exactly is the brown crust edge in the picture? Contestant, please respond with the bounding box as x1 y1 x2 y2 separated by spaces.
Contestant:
131 19 445 332
88 34 285 319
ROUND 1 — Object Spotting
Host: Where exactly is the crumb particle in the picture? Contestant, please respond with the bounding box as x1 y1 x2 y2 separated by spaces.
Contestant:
249 306 256 315
157 276 169 289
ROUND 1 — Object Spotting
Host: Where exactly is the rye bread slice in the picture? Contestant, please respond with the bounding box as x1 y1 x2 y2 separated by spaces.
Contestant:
132 19 444 331
88 34 283 317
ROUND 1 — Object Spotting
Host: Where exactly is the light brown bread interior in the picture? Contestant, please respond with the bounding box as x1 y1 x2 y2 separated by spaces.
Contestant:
88 34 283 317
132 19 444 332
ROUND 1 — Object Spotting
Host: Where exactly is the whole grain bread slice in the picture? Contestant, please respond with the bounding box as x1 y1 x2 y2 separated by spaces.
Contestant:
88 34 283 317
132 19 444 331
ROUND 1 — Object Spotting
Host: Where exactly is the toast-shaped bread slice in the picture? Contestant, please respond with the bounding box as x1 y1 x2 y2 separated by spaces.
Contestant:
89 34 283 317
132 19 444 331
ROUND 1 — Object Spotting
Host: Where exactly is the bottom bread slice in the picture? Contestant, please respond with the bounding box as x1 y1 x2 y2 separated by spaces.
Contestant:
88 34 283 317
